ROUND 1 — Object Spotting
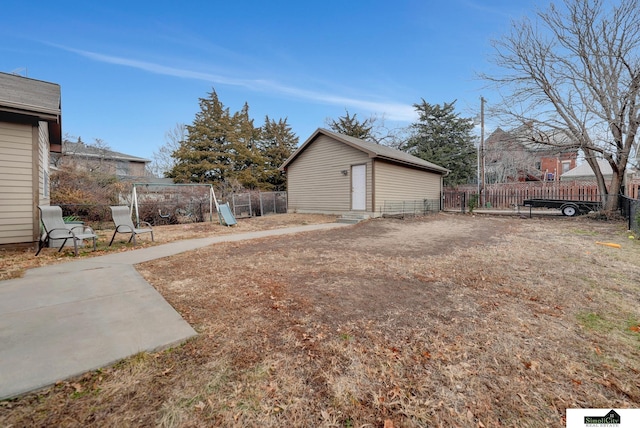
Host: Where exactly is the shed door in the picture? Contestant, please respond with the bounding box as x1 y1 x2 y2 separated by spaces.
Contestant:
351 164 366 211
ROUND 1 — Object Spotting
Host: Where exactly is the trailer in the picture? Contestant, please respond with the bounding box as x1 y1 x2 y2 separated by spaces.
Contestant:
522 198 601 217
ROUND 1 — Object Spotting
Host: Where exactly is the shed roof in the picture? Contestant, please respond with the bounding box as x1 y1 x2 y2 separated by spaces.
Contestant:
0 72 61 120
280 128 449 174
560 158 612 178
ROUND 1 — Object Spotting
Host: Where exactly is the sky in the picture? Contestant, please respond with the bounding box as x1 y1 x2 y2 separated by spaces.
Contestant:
1 0 543 160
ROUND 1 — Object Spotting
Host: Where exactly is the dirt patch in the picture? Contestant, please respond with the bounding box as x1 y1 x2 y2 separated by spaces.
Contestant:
1 213 639 427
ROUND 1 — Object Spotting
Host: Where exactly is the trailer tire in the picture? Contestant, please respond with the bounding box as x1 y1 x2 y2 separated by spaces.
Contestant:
561 204 578 217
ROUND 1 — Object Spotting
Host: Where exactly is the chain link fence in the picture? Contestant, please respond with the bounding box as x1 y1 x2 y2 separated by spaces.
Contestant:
620 196 640 235
232 191 287 218
380 199 440 218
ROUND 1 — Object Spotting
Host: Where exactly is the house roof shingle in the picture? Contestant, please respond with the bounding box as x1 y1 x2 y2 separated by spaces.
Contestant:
0 72 61 120
63 141 150 163
561 159 612 178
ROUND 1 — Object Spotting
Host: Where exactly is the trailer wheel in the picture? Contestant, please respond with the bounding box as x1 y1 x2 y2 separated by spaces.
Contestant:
561 204 578 217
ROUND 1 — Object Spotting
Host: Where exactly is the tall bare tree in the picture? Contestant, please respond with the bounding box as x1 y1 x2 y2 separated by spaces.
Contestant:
485 0 640 210
150 123 186 177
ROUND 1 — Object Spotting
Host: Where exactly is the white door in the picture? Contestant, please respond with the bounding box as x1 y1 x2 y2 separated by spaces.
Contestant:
351 164 366 210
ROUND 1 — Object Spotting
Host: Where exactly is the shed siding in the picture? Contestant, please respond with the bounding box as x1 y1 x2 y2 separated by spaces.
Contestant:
0 122 34 245
374 160 441 212
287 135 371 214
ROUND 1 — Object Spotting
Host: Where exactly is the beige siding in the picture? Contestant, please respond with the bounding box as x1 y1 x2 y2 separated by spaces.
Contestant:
287 135 371 214
38 121 50 205
374 160 442 213
0 122 34 245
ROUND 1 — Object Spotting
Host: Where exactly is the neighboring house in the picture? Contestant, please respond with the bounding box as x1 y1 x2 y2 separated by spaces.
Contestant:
561 158 638 182
0 72 61 248
52 139 151 179
485 125 578 183
279 128 449 217
560 159 612 182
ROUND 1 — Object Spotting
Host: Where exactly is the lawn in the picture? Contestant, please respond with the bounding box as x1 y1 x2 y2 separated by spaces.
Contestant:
1 213 639 427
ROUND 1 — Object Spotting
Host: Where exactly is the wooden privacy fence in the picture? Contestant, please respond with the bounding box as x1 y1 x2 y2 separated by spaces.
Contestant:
444 180 640 210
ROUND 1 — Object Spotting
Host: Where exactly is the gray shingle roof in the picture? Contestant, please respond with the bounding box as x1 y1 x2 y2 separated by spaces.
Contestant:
64 141 150 163
281 128 449 174
0 72 61 119
561 159 612 178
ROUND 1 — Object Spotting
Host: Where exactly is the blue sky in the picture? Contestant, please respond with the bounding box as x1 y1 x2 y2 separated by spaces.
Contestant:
2 0 541 160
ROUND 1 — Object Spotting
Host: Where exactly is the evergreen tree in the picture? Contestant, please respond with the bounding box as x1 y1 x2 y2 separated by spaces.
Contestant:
327 110 374 140
168 90 262 188
230 103 263 189
403 100 476 187
257 116 298 190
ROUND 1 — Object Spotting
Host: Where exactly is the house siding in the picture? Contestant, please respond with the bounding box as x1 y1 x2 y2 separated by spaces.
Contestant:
0 122 34 245
38 121 50 204
287 135 371 214
374 160 441 213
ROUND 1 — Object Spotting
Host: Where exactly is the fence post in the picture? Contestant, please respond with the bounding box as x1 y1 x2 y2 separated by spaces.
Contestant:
259 192 264 217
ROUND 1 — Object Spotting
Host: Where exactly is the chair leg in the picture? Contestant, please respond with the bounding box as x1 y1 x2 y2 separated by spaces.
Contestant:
72 238 79 257
92 236 96 251
150 231 154 242
109 231 117 246
58 238 69 253
35 236 47 256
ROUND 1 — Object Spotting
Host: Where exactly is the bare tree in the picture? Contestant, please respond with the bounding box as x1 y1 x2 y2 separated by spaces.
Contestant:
150 123 186 177
484 0 640 210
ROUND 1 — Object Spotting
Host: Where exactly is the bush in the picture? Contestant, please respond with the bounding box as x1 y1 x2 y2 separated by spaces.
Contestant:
468 194 479 213
51 167 125 222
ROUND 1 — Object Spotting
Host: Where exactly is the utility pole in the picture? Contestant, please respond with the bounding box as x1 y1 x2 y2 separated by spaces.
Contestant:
480 96 485 207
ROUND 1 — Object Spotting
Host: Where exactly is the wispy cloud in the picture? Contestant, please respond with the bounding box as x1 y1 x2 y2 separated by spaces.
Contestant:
55 44 417 122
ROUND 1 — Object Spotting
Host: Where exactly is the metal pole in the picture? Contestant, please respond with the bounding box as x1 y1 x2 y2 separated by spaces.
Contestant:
480 96 486 208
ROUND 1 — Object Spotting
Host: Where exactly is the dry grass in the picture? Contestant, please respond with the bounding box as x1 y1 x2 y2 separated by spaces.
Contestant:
0 213 335 281
1 213 639 427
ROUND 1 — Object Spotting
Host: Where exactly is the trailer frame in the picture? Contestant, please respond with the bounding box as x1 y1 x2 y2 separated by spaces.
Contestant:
522 198 601 217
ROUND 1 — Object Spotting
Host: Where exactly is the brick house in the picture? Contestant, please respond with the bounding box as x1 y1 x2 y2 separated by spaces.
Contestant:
485 125 578 183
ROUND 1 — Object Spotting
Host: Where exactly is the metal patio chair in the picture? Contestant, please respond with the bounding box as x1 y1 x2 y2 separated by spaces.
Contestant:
36 205 97 256
109 206 154 246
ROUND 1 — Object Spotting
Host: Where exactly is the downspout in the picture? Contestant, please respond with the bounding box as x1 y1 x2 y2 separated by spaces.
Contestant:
371 159 375 215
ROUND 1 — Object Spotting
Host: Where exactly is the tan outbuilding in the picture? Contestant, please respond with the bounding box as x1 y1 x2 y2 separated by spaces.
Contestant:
280 128 448 218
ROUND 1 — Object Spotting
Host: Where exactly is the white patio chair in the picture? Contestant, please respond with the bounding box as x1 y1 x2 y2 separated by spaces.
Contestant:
109 206 154 246
36 205 97 256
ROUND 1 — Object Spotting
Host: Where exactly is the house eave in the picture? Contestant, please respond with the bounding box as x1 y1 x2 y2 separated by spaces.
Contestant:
0 102 60 122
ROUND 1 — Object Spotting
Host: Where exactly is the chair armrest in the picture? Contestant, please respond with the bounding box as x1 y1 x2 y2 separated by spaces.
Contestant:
139 221 153 228
52 226 96 239
47 227 75 239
